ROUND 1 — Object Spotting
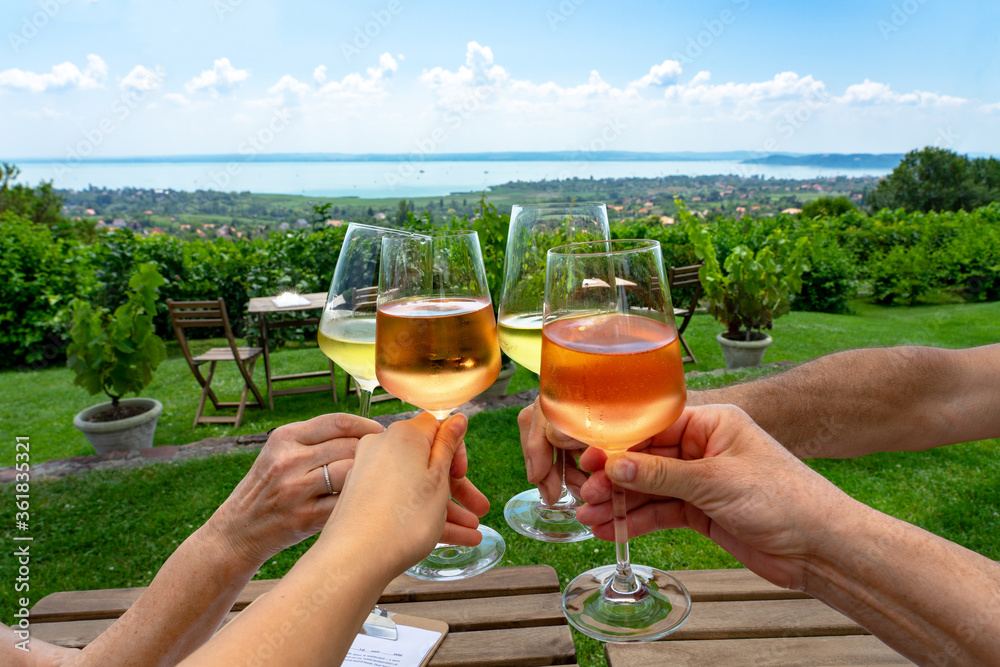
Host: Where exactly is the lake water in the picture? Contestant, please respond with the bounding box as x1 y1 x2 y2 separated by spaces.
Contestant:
14 159 891 198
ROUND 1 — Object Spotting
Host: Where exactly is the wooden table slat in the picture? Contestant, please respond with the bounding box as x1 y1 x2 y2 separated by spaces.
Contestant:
606 635 913 666
30 565 562 621
432 626 576 667
379 564 560 603
670 598 868 641
669 568 811 602
382 593 565 632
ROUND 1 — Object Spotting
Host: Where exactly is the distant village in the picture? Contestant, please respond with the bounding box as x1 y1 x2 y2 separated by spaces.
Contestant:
59 173 880 240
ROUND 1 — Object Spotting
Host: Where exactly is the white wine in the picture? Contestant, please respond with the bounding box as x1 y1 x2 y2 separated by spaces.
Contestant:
498 312 543 374
376 297 500 414
318 317 378 392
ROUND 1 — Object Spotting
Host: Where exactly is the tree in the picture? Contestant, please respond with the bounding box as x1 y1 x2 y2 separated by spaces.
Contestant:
0 162 66 231
395 199 408 227
801 196 856 218
867 147 999 212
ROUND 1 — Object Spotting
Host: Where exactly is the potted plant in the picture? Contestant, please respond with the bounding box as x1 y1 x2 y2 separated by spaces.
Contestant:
686 214 812 369
67 262 168 454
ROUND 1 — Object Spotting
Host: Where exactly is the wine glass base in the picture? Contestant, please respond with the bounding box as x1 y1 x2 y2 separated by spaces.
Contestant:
406 525 506 581
562 563 691 642
504 488 593 543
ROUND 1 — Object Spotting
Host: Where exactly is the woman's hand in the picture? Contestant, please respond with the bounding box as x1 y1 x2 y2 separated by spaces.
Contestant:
325 412 480 572
210 413 385 567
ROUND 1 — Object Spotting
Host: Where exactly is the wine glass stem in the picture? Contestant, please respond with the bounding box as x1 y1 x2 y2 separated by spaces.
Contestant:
357 388 374 419
541 450 574 509
610 482 639 595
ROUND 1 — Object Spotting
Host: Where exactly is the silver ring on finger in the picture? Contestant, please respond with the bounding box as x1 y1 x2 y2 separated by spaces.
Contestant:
323 463 336 495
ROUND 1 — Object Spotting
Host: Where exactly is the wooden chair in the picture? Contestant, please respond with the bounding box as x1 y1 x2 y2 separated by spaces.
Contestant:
168 298 265 428
668 263 704 364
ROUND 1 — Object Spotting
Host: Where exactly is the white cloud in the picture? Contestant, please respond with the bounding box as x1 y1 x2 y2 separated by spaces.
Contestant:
266 74 310 107
163 92 190 106
0 54 107 93
317 52 397 99
420 41 509 107
120 65 163 92
628 59 683 89
420 42 647 115
663 71 828 106
185 57 250 94
837 79 966 107
313 65 327 84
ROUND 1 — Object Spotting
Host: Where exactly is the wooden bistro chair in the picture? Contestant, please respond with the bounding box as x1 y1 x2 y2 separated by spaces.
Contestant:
668 263 705 364
168 298 266 428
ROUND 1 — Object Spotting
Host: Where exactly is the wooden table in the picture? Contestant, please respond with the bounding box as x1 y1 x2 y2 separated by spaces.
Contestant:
246 292 338 410
30 564 579 667
247 292 397 411
604 568 912 666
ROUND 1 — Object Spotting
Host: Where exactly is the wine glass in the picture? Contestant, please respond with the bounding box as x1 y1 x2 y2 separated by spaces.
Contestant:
542 239 691 641
318 223 419 418
318 223 422 639
376 230 507 580
498 202 609 543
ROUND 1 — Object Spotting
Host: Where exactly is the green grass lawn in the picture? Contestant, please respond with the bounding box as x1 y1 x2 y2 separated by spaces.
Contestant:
2 299 999 666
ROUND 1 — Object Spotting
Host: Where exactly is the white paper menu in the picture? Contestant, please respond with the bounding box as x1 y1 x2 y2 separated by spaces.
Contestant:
342 624 444 667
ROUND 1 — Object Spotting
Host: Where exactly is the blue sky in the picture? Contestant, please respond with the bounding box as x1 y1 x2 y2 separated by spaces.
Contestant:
2 0 998 159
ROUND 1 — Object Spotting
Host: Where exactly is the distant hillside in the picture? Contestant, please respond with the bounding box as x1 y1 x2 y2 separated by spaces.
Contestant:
742 153 904 169
15 150 906 168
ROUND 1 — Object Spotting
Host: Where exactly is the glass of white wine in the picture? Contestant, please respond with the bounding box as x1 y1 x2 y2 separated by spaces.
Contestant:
498 202 609 543
318 223 423 639
318 223 420 418
376 230 506 580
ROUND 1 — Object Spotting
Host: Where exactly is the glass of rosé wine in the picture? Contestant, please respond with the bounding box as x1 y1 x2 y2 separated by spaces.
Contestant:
542 239 691 641
376 230 506 581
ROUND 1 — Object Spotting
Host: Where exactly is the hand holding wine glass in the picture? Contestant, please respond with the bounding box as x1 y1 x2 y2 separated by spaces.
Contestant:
542 239 691 641
498 202 610 542
376 230 506 580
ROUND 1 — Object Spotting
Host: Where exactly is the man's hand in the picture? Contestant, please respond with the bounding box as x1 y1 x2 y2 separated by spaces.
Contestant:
577 405 858 591
518 397 589 504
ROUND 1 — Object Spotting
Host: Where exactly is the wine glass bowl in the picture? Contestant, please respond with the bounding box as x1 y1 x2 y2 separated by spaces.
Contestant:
319 223 415 418
541 239 691 641
499 202 609 543
376 230 506 580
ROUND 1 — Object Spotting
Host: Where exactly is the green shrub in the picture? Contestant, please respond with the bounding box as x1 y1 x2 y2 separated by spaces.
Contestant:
0 213 83 369
793 238 857 314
